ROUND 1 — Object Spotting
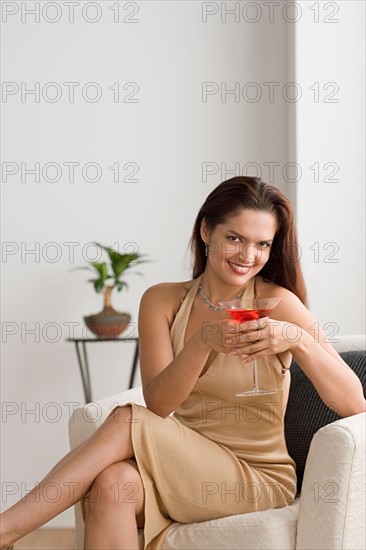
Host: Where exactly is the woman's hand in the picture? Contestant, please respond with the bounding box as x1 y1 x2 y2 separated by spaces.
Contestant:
222 318 300 362
199 319 245 354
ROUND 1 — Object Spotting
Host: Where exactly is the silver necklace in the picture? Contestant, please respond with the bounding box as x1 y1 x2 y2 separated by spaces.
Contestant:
198 282 245 312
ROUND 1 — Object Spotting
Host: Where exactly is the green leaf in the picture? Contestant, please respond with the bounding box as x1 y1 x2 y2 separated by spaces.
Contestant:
115 280 129 292
72 243 150 294
94 280 104 293
94 242 122 265
113 258 131 277
90 262 109 280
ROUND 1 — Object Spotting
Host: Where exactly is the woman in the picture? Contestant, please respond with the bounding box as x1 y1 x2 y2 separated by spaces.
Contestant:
1 176 364 550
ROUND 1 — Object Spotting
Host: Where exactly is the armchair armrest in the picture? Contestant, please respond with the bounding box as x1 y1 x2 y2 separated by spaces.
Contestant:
332 334 365 353
68 387 145 448
296 412 366 550
68 388 146 550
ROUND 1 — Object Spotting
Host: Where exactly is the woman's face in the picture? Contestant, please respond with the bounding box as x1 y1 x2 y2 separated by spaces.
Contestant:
200 208 278 285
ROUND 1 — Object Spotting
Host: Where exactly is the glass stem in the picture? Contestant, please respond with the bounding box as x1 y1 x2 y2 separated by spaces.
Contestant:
252 359 259 393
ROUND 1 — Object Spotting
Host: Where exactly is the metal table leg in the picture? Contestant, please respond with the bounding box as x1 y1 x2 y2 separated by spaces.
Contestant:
81 342 93 400
75 342 93 404
128 341 139 389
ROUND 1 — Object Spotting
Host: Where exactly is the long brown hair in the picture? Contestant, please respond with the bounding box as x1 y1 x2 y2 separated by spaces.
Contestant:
189 176 307 306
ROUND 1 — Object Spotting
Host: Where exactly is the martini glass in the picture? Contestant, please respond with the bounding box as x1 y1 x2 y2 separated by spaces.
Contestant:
218 297 281 396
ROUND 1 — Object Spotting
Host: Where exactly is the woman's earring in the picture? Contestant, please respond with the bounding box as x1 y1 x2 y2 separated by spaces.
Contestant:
205 242 208 256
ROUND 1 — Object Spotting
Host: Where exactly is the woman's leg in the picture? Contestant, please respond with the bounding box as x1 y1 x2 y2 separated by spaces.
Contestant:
83 458 145 550
0 405 138 547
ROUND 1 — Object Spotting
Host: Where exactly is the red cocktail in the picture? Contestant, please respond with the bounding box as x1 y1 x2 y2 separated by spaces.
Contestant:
219 297 281 396
226 308 274 323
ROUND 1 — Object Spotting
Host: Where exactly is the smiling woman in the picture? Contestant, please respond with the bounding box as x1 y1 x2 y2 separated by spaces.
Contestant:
0 176 364 550
199 208 277 297
190 176 307 307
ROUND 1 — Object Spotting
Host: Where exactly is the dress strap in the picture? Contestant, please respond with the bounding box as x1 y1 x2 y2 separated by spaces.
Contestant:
176 290 189 315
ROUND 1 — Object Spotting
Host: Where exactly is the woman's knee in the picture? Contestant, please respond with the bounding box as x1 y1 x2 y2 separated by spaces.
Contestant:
93 405 135 458
101 405 133 432
85 460 144 516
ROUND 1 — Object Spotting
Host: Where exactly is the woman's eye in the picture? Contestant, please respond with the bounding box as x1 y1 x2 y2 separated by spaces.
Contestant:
258 242 270 248
227 235 241 243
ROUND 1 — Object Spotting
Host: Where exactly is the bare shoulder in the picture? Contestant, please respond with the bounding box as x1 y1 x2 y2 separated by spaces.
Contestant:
255 277 350 366
256 276 295 300
140 279 195 325
141 279 195 301
255 276 304 318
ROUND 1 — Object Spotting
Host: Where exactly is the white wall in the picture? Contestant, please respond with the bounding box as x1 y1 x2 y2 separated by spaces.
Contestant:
295 0 365 335
1 1 364 530
1 1 294 527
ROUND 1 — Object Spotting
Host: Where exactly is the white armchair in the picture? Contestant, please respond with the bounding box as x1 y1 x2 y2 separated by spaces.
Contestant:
68 336 366 549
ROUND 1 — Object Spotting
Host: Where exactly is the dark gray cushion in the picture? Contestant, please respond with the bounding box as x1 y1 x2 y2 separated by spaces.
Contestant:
284 350 366 493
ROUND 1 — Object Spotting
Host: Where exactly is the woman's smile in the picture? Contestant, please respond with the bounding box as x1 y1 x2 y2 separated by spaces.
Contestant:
227 260 253 275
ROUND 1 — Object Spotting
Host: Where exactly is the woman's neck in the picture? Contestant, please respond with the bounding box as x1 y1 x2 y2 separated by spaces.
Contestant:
199 272 253 305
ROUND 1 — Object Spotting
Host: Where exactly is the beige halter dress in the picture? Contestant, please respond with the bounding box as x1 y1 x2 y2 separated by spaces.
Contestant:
81 275 297 549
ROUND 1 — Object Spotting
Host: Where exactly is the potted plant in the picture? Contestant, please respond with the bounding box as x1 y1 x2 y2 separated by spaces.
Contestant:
71 242 148 338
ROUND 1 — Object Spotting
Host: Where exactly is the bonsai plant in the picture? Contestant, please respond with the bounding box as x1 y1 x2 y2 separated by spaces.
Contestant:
71 242 148 338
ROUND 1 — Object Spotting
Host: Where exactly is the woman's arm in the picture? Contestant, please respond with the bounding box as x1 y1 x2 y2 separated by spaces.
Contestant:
234 288 365 418
290 328 365 417
138 284 212 418
275 291 365 417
